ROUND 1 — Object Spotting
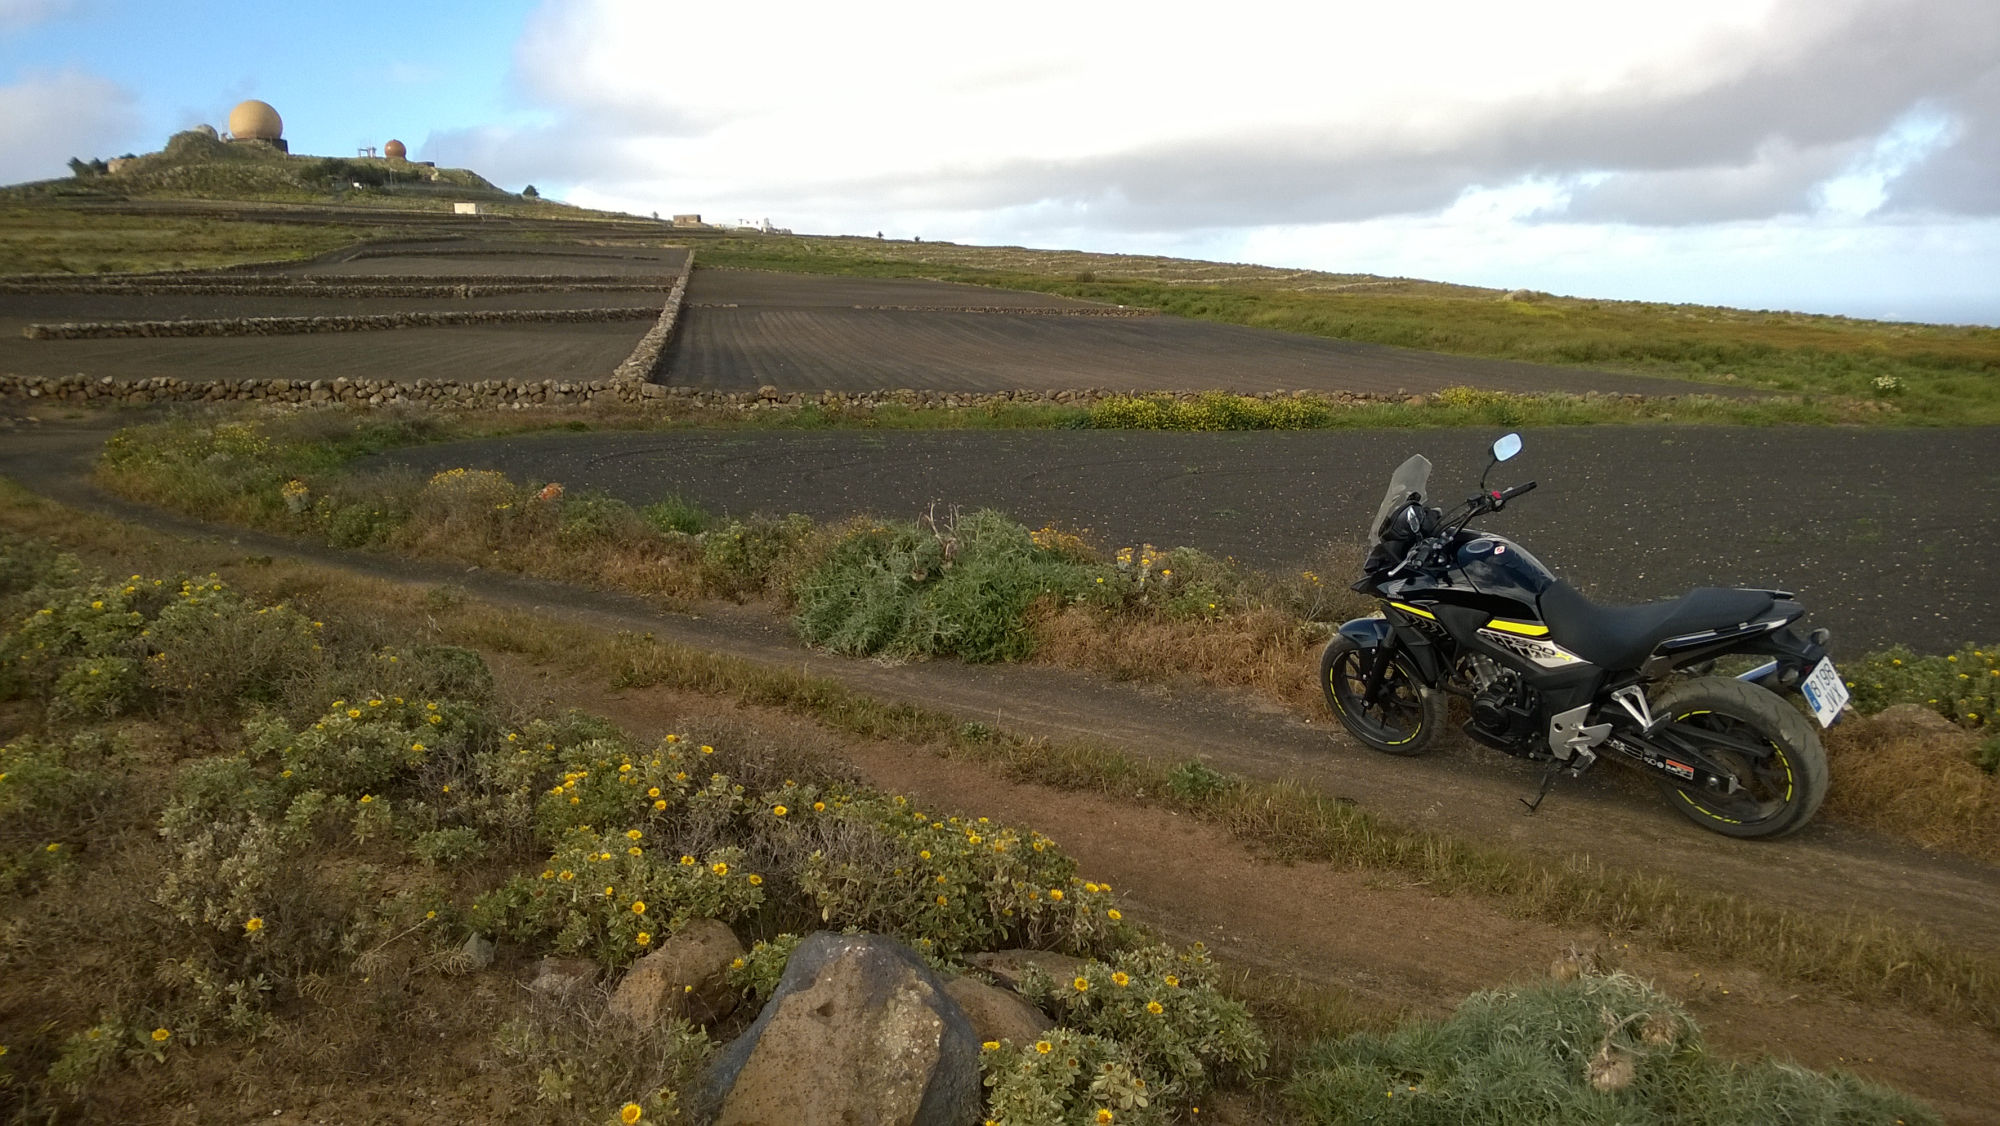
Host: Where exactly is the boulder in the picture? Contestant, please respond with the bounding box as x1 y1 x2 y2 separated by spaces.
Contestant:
527 956 596 1000
1873 703 1961 734
967 948 1086 992
942 975 1049 1047
698 932 979 1126
608 918 744 1032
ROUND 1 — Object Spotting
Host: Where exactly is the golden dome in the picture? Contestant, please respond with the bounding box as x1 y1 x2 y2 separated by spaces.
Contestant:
228 100 283 141
384 139 407 160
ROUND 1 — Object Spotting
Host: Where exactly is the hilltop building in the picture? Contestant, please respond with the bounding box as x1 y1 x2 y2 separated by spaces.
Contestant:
227 99 287 153
385 139 407 160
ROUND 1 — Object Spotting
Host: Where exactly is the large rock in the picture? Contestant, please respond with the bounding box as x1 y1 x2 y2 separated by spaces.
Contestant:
943 975 1050 1047
1873 703 1962 734
698 933 979 1126
608 918 743 1031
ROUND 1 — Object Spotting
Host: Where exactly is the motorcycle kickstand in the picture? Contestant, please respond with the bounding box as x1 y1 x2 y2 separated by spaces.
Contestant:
1520 760 1565 814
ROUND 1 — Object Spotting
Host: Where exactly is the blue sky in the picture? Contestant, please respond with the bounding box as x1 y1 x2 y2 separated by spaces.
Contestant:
3 0 1997 326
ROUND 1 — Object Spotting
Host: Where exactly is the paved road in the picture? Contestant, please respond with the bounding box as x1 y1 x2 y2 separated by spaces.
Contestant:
376 425 2000 654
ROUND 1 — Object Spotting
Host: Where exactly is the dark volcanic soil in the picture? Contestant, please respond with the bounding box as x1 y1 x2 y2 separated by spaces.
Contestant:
374 425 2000 653
664 268 1745 397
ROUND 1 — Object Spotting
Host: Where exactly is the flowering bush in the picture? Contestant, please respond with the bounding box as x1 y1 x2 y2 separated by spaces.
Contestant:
1847 643 1997 729
0 732 116 892
1020 943 1267 1097
796 794 1122 958
981 1027 1165 1126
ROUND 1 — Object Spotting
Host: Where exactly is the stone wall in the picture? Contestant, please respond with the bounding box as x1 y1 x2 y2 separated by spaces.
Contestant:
0 280 674 298
0 372 1428 412
611 251 696 384
23 305 663 340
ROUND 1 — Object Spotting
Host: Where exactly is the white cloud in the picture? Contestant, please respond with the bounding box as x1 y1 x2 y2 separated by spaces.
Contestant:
0 69 139 183
499 0 1998 322
0 0 79 33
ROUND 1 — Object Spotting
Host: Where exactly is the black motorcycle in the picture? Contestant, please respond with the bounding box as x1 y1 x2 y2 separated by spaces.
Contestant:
1321 434 1849 839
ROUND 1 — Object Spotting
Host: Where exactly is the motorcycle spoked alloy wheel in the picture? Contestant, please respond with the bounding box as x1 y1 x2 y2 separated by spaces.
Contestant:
1648 677 1829 839
1320 636 1447 756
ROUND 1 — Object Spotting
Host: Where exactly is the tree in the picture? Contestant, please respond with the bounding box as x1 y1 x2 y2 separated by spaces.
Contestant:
522 185 539 198
68 157 95 178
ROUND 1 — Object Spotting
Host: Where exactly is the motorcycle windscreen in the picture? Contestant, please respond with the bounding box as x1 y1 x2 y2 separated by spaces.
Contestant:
1370 454 1432 543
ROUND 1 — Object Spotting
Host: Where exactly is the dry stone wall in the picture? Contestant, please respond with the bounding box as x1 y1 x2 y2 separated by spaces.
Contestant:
0 280 674 298
611 251 696 384
0 373 1427 411
23 305 662 340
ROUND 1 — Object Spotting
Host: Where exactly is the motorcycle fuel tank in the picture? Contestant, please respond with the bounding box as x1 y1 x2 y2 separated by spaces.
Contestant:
1450 534 1559 618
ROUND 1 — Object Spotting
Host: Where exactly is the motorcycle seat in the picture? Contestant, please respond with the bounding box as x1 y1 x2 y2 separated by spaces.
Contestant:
1539 582 1776 670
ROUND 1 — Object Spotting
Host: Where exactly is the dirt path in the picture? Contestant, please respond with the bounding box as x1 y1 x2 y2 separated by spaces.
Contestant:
5 414 1999 1119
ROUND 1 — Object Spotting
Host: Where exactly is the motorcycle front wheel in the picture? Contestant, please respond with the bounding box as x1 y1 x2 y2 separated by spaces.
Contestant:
1320 636 1445 756
1649 677 1829 839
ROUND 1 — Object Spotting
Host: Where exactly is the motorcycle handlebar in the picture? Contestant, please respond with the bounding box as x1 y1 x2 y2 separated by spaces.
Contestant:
1498 480 1537 504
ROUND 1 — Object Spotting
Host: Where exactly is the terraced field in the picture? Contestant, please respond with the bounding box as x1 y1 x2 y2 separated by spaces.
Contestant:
665 267 1746 397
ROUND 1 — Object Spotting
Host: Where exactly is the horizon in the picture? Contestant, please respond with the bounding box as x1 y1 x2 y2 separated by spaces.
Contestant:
2 0 1996 327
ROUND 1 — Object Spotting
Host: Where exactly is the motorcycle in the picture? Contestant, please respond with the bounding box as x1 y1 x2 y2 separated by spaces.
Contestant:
1322 433 1849 839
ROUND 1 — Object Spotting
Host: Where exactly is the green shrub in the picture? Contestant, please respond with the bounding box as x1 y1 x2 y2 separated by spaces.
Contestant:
1286 972 1939 1125
642 494 715 536
793 510 1092 663
1020 943 1267 1098
981 1027 1164 1126
556 491 649 548
0 732 118 892
794 793 1121 959
146 578 325 722
726 933 804 1001
1847 643 1997 728
1088 391 1336 431
702 514 815 598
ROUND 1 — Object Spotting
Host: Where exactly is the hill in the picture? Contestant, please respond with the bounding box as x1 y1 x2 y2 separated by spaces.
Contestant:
4 128 537 211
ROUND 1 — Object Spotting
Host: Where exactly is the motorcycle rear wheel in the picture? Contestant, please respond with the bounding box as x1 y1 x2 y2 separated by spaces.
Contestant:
1649 677 1828 839
1320 637 1445 756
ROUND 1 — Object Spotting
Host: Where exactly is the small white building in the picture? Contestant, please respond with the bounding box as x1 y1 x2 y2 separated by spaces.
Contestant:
453 202 481 216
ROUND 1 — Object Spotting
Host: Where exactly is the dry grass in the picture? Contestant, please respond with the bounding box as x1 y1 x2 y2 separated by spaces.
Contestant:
1032 605 1327 713
1823 715 2000 861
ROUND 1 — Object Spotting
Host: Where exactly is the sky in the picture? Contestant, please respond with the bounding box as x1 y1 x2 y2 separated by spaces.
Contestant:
2 0 1996 325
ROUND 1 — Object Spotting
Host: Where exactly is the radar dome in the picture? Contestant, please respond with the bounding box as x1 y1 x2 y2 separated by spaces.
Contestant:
384 139 407 160
228 100 283 142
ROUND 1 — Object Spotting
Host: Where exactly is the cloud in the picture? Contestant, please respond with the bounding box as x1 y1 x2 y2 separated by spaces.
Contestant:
0 69 140 184
501 0 2000 232
0 0 79 33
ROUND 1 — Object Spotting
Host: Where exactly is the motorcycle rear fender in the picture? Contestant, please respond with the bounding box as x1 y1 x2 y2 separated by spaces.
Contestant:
1733 621 1832 692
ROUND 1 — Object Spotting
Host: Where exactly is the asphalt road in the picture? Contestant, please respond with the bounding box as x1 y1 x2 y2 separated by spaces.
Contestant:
375 425 2000 654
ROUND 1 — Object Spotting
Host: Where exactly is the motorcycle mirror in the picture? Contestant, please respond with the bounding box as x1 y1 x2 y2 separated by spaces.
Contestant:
1492 433 1523 462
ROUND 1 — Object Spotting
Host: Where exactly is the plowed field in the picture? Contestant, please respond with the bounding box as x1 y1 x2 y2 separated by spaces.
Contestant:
666 269 1742 397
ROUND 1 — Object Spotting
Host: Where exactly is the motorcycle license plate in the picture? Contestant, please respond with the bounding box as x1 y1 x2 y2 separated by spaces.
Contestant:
1800 657 1850 728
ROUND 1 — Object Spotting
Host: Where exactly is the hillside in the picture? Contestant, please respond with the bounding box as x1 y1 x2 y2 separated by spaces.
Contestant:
4 128 530 210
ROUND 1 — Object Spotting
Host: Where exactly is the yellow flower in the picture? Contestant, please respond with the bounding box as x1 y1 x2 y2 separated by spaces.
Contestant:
1035 1040 1053 1054
628 846 642 856
648 787 661 797
701 745 713 754
1146 1000 1164 1014
1096 1110 1114 1124
627 829 643 840
773 805 788 817
428 714 442 725
680 855 695 866
1107 909 1122 921
1073 976 1090 992
981 1040 1000 1051
748 874 763 886
1112 972 1129 987
1164 975 1180 987
347 708 362 718
654 800 668 811
359 794 374 804
1049 889 1064 901
711 861 729 876
813 801 825 811
605 886 615 896
621 1103 643 1123
919 850 932 860
151 1028 171 1042
244 916 264 933
559 870 574 881
411 742 425 752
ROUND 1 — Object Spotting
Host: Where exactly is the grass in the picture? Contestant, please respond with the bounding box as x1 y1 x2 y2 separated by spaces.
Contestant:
81 411 2000 868
0 483 1968 1121
686 233 2000 425
0 207 380 275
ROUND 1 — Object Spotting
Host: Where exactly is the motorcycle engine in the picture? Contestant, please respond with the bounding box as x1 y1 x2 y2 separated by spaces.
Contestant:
1466 654 1538 741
